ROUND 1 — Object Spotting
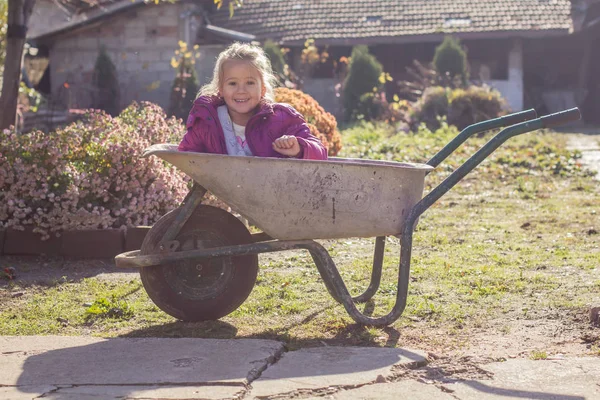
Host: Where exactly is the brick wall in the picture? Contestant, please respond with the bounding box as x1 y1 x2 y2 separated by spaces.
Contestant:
48 3 186 112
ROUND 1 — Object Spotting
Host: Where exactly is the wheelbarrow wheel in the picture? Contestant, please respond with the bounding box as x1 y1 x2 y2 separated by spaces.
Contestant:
139 205 258 322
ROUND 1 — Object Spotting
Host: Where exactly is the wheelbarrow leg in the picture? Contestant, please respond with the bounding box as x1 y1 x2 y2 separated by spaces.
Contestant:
311 236 385 305
302 238 412 326
160 183 207 243
301 233 411 326
352 236 385 303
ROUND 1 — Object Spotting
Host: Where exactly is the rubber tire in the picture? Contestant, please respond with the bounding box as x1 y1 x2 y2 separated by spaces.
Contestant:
139 205 258 321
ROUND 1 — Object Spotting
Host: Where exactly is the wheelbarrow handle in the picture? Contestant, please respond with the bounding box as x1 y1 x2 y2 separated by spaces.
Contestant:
310 107 580 327
502 108 538 126
540 108 582 129
407 107 581 233
427 108 537 168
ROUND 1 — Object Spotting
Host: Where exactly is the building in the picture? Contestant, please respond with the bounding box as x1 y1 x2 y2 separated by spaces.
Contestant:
27 0 600 122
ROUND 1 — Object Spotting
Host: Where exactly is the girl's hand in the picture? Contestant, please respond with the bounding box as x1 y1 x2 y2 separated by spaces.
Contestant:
272 135 302 157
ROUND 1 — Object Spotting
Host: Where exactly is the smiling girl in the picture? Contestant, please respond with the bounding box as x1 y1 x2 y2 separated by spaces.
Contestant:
178 42 328 160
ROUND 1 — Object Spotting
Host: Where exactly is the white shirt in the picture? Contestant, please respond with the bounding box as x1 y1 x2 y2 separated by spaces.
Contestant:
232 122 246 142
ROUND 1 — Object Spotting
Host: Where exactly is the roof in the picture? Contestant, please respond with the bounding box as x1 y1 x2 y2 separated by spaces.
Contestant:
52 0 121 14
28 0 146 40
28 0 576 44
208 0 575 45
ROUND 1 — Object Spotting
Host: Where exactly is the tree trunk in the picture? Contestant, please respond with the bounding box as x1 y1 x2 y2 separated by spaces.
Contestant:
0 0 36 130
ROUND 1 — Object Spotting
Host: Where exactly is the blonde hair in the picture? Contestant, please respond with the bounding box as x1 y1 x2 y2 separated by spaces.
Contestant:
198 42 278 102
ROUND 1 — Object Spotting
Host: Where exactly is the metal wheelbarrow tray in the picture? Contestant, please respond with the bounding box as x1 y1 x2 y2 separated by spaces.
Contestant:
115 107 581 326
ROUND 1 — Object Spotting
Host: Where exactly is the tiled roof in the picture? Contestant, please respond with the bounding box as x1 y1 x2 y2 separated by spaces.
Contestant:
28 0 145 40
57 0 120 13
208 0 574 44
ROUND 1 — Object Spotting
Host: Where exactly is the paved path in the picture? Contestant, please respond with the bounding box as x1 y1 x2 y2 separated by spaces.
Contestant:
1 336 599 399
566 129 600 180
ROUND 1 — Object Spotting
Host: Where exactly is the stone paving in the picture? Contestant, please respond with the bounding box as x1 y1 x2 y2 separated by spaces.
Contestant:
566 129 600 180
1 336 599 399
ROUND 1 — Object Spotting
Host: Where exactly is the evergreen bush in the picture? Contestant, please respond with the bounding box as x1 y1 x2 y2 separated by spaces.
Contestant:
92 47 120 116
342 45 383 121
411 86 450 130
433 36 469 85
356 92 385 122
168 42 200 121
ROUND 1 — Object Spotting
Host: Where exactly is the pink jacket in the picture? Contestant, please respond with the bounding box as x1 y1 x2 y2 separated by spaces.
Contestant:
178 96 328 160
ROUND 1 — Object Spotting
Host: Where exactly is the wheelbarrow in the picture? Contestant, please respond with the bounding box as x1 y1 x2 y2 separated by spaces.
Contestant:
115 107 581 326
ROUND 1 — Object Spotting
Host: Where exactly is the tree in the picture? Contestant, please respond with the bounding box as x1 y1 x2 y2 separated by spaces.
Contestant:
0 0 8 84
92 47 120 116
0 0 35 130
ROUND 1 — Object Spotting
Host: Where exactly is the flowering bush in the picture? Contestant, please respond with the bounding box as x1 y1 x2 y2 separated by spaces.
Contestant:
274 87 342 156
0 102 189 239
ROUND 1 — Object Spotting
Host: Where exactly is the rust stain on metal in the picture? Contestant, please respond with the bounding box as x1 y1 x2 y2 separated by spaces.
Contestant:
332 197 336 223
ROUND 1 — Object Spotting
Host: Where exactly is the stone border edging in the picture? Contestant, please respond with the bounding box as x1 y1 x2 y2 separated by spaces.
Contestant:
0 227 150 258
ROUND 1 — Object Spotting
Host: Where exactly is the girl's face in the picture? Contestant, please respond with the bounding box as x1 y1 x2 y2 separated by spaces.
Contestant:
219 59 266 125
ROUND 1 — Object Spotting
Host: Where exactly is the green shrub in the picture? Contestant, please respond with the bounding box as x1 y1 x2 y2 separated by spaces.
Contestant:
356 92 385 122
433 36 469 85
410 86 450 130
92 47 120 116
168 42 200 121
448 86 507 129
411 85 507 131
342 45 383 121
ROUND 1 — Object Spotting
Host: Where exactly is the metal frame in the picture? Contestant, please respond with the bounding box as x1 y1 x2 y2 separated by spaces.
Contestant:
115 108 581 326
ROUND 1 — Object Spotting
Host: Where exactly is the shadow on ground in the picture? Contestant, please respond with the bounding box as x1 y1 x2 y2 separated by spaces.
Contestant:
0 255 137 287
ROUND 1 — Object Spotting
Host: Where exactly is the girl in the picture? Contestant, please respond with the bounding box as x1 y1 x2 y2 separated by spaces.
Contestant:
178 42 328 160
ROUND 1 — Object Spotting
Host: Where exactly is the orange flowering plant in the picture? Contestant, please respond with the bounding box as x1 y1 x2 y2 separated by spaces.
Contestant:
275 87 342 156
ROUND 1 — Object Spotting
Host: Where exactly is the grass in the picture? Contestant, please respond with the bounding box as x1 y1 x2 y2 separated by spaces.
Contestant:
530 350 549 360
1 122 599 353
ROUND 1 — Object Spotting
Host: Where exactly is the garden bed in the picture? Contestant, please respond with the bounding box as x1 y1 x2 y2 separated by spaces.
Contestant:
0 227 149 258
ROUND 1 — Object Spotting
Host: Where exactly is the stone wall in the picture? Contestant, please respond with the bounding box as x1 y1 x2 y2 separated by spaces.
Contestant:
47 3 186 112
195 45 227 89
302 78 342 119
